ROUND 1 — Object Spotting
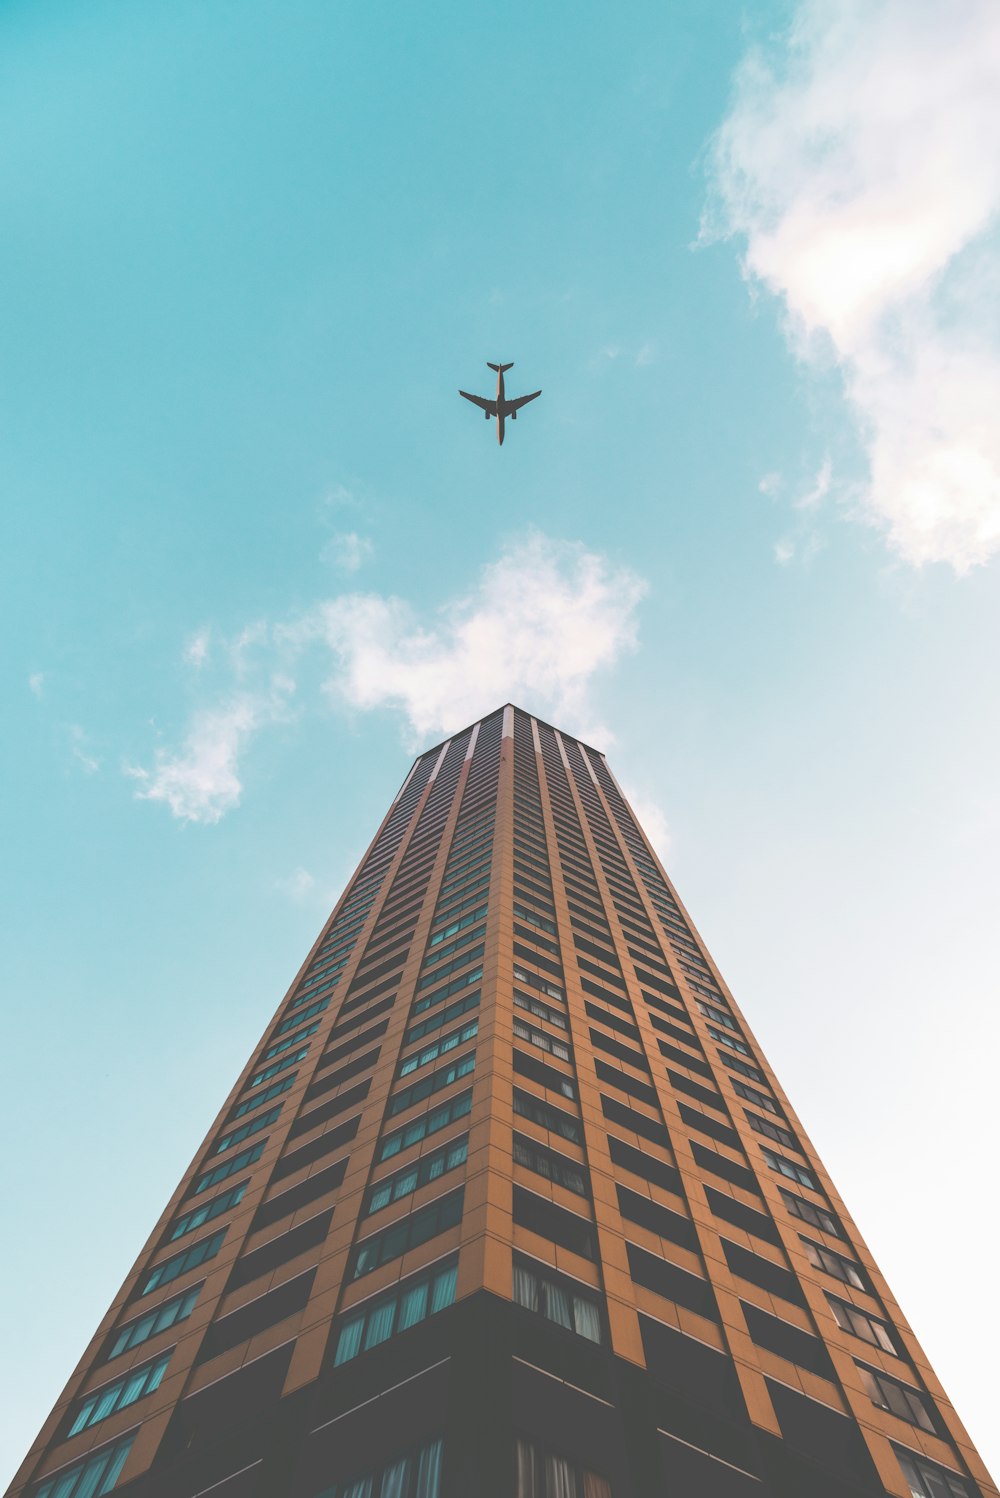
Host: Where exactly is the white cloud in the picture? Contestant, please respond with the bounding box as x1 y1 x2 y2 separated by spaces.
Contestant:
621 785 671 863
794 455 831 511
774 538 796 566
635 341 657 367
28 672 45 699
707 0 1000 571
126 680 294 824
297 532 646 745
130 532 647 822
184 629 210 668
69 725 100 774
322 531 374 573
277 867 316 900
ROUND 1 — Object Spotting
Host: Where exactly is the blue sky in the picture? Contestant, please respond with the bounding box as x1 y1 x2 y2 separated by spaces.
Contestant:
3 0 1000 1485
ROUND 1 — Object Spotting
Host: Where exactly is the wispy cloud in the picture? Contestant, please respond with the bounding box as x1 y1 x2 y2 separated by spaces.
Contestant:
28 672 45 699
322 531 374 573
290 532 646 746
128 532 647 823
69 724 100 775
184 629 210 668
707 0 1000 571
276 867 316 900
125 680 295 824
621 785 671 862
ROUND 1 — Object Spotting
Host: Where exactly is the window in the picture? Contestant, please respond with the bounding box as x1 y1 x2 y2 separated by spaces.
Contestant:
67 1353 170 1436
247 1044 310 1089
513 1019 570 1061
350 1189 463 1278
169 1182 246 1240
399 1020 479 1077
230 1076 294 1118
106 1286 200 1360
411 967 483 1016
378 1089 473 1161
779 1188 839 1236
514 990 567 1029
514 1437 611 1498
260 1020 321 1062
512 1258 603 1344
514 903 556 934
388 1051 475 1116
709 1028 751 1056
332 1258 458 1365
893 1446 972 1498
745 1112 799 1151
33 1436 135 1498
421 923 486 969
731 1080 779 1115
365 1136 468 1215
192 1142 264 1195
273 994 329 1035
697 1000 737 1031
404 990 479 1046
139 1230 226 1295
513 964 564 1002
513 1133 587 1196
415 947 485 990
512 1087 582 1144
513 1187 596 1260
213 1106 283 1155
858 1364 935 1433
827 1296 895 1353
720 1053 767 1084
760 1148 816 1190
429 904 487 944
801 1238 865 1289
316 1436 444 1498
514 1050 576 1100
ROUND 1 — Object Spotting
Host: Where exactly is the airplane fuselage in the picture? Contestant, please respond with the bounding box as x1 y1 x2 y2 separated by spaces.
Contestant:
495 367 506 445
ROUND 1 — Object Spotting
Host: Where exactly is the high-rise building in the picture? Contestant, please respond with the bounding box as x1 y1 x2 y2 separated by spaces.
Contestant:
10 706 996 1498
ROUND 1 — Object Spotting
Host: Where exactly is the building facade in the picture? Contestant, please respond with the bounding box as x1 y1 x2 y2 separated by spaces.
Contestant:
10 705 996 1498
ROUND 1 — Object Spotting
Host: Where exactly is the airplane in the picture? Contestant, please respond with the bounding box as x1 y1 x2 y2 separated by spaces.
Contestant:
459 362 541 445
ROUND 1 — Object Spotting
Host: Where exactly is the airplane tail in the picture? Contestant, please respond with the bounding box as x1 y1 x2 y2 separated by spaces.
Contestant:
487 361 514 373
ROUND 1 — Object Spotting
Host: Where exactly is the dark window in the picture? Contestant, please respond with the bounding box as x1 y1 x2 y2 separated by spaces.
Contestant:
703 1186 781 1246
388 1052 475 1116
252 1158 348 1231
514 1049 576 1100
721 1239 805 1308
745 1111 799 1151
625 1242 717 1321
760 1147 816 1190
606 1136 682 1197
513 1133 588 1196
512 1186 597 1260
593 1059 658 1107
690 1140 759 1195
616 1185 696 1250
601 1094 671 1150
741 1301 833 1378
196 1268 316 1364
226 1208 332 1292
678 1102 740 1150
273 1113 360 1181
513 1088 582 1144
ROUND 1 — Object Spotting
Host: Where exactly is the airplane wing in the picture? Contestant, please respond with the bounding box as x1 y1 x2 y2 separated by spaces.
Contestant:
459 390 496 416
504 390 542 414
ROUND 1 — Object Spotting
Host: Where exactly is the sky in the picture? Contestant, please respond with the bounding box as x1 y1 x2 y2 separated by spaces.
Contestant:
2 0 999 1486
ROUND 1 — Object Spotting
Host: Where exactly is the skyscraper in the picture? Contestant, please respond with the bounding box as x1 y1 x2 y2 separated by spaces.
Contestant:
10 706 996 1498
